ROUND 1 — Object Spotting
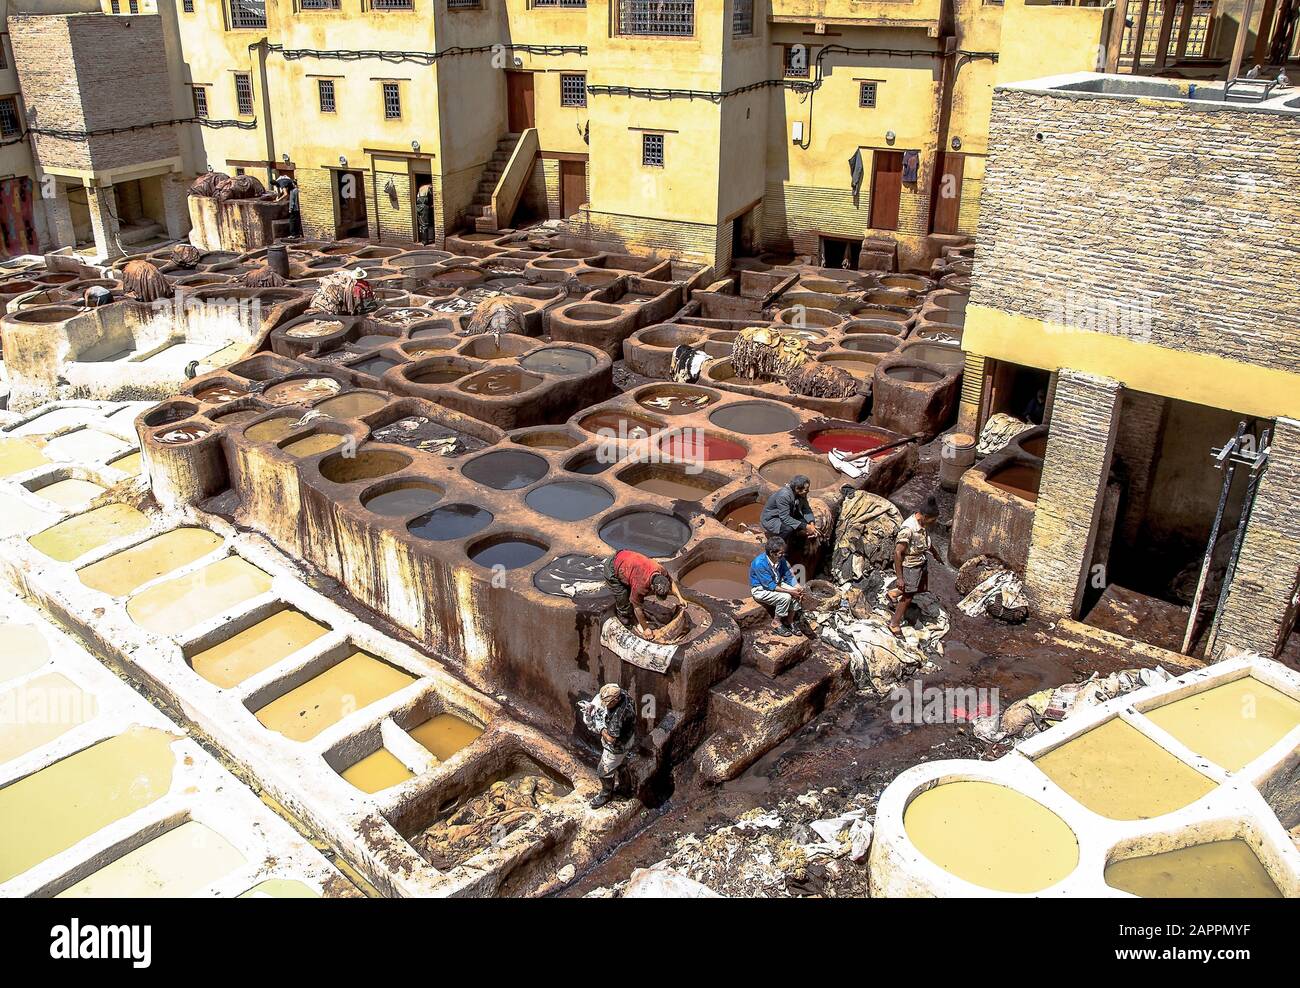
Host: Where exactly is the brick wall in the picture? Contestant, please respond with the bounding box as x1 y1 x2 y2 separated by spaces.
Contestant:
762 172 931 260
569 209 720 266
367 162 415 244
972 86 1300 373
1212 417 1300 658
1024 370 1122 618
296 167 337 240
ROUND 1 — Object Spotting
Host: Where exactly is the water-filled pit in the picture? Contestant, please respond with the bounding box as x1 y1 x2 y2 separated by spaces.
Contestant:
599 511 691 557
408 504 494 541
254 651 416 742
461 449 549 490
189 608 331 689
708 402 800 435
525 480 614 521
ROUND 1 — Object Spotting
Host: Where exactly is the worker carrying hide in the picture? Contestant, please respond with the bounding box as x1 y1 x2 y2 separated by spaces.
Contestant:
579 683 636 808
603 549 686 637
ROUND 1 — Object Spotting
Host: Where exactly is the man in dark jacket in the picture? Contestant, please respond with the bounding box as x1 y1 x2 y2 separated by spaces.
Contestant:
584 683 636 808
761 475 821 571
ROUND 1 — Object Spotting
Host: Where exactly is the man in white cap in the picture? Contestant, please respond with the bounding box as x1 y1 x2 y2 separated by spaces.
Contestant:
582 683 636 809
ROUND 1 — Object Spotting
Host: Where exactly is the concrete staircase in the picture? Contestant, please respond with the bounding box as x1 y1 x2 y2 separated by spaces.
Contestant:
468 132 521 232
693 625 852 783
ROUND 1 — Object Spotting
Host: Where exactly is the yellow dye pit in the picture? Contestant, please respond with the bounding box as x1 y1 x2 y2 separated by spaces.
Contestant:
1035 718 1216 820
126 556 272 635
341 748 414 793
254 652 415 742
78 528 223 597
189 609 330 689
0 436 49 477
1145 677 1300 773
56 820 245 898
1104 839 1283 898
238 878 321 898
282 433 345 457
34 478 104 509
0 622 51 683
43 429 129 462
0 672 98 764
29 503 150 563
409 712 483 762
0 726 176 884
903 781 1079 893
109 452 142 475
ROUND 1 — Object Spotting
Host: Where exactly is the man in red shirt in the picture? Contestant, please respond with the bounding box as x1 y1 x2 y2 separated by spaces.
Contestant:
603 550 686 635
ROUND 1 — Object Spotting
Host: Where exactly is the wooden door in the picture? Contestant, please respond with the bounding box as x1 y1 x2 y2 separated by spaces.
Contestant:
559 160 586 217
869 150 903 231
931 152 965 235
506 72 535 132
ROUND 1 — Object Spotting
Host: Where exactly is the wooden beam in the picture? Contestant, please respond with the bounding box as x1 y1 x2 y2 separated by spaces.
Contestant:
1176 0 1196 59
1155 0 1181 68
1133 0 1152 72
1229 0 1258 79
1254 0 1279 64
1107 0 1132 71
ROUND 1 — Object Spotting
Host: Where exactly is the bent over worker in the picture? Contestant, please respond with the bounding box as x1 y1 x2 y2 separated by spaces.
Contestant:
603 548 686 636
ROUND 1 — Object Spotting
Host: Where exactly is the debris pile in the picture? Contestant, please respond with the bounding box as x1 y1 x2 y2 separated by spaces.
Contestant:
972 666 1174 743
809 583 946 694
412 770 566 871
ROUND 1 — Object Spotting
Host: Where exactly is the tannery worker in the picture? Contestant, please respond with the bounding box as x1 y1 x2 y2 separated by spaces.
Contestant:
603 549 686 636
581 683 636 808
750 535 806 637
761 474 820 561
275 175 302 238
415 184 435 245
888 495 940 636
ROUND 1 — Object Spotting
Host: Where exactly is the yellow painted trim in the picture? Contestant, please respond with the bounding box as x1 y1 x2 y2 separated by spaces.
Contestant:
965 304 1300 420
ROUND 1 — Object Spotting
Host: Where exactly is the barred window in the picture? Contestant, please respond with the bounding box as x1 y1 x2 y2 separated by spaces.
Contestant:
642 133 664 167
301 0 340 7
371 0 414 7
191 86 208 117
533 0 587 5
183 0 194 10
618 0 693 36
234 73 254 115
783 45 810 78
110 0 120 12
446 0 479 8
383 82 401 119
318 79 336 112
560 73 586 108
859 82 877 108
228 0 267 28
0 97 21 139
732 0 752 37
129 0 139 12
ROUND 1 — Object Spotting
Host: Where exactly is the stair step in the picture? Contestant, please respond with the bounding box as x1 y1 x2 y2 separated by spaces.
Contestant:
474 215 499 233
743 630 811 677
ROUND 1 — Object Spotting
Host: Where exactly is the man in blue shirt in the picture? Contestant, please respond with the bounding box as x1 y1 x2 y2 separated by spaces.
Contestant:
750 535 806 637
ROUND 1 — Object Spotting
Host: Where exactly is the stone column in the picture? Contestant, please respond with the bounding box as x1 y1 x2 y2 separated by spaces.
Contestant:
1209 417 1300 660
42 185 77 250
85 183 122 260
1023 370 1122 619
160 174 191 241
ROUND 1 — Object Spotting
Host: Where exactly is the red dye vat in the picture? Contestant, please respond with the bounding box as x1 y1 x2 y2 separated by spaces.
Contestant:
808 428 890 457
657 431 747 462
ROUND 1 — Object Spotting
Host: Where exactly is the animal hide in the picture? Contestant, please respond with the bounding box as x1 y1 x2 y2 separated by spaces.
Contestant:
188 171 229 198
170 244 201 269
465 296 524 338
786 359 857 398
671 344 707 383
731 326 810 381
213 174 266 202
241 265 288 288
120 259 173 302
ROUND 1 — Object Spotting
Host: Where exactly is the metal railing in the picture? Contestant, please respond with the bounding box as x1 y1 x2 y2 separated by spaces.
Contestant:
300 0 340 9
372 0 415 7
229 0 267 28
533 0 587 6
618 0 694 36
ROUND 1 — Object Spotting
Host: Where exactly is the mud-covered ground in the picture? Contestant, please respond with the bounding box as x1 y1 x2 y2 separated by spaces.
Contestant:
563 432 1198 897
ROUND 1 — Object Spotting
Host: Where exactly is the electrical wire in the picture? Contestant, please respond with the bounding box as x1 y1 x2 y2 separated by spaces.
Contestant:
0 116 256 149
257 41 587 65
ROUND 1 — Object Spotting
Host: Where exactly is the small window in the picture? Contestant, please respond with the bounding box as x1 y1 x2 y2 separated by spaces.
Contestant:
859 82 877 108
560 73 586 108
234 73 254 116
641 133 664 168
533 0 587 6
383 82 401 119
128 0 139 12
731 0 752 37
370 0 413 7
183 0 194 10
446 0 479 8
110 0 120 11
783 45 810 79
318 79 336 113
191 86 208 117
235 167 246 176
0 97 21 139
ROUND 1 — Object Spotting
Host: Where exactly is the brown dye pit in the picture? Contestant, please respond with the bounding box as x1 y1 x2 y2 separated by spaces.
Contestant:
1104 840 1282 898
320 449 410 484
282 433 345 457
245 417 299 444
525 480 614 521
580 411 659 440
1021 435 1048 458
903 344 965 368
350 356 399 377
264 377 341 405
408 504 494 541
758 457 841 490
820 354 880 377
708 402 800 435
717 499 763 535
190 608 331 689
841 336 899 355
681 560 751 601
193 382 247 404
462 449 549 490
986 463 1042 503
409 365 468 385
599 511 691 557
514 431 579 450
621 464 725 501
885 365 945 384
285 319 346 339
352 334 399 349
362 482 445 517
458 368 542 396
519 347 597 377
254 651 416 742
316 391 389 419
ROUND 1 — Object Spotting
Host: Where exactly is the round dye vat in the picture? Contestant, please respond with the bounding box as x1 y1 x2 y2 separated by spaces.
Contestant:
410 327 455 340
144 404 196 428
808 428 890 457
820 354 880 376
622 465 724 501
315 391 388 419
244 417 298 443
350 356 399 378
320 449 410 484
469 538 548 571
193 382 246 404
708 402 800 436
717 499 763 534
986 463 1042 503
351 334 399 349
409 365 467 385
903 781 1079 894
285 318 346 339
282 433 344 457
518 347 596 377
514 431 579 451
408 505 493 541
885 365 945 384
680 559 752 601
458 368 542 397
154 425 209 445
362 482 444 517
637 387 718 416
525 481 613 521
902 344 964 369
841 336 898 355
599 511 691 558
263 377 341 405
656 430 747 462
534 554 610 598
462 449 548 491
758 456 841 490
580 411 659 441
567 452 619 475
